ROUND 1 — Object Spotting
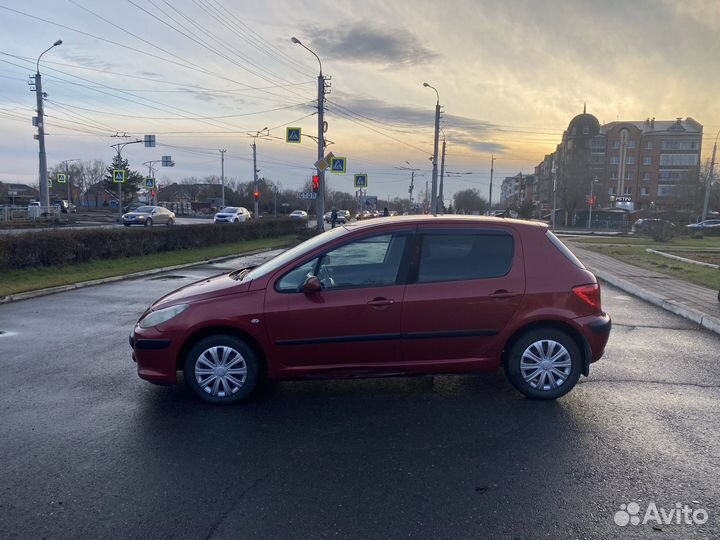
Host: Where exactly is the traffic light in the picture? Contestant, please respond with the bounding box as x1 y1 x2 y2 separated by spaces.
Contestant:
312 175 319 192
254 190 260 201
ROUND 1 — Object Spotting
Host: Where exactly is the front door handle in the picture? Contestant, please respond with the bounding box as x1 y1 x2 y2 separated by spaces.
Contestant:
367 297 394 306
489 289 519 299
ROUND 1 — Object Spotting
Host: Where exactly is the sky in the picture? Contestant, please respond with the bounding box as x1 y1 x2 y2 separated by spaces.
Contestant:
1 0 719 203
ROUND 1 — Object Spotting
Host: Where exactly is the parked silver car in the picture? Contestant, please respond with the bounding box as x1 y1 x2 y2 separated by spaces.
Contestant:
122 206 175 227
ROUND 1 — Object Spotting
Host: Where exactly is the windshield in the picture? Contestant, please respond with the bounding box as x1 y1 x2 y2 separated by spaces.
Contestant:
134 206 154 213
220 207 238 213
243 226 350 282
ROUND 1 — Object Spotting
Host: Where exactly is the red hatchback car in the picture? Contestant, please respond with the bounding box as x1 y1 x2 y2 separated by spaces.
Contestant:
130 216 611 404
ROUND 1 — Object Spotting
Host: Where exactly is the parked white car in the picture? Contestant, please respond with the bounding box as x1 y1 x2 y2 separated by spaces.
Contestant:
214 207 251 224
289 210 308 220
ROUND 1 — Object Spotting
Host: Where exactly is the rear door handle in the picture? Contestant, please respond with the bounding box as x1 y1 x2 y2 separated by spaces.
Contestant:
367 297 394 306
489 289 519 298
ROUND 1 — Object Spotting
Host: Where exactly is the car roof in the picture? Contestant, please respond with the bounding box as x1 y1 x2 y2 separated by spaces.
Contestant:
340 214 548 232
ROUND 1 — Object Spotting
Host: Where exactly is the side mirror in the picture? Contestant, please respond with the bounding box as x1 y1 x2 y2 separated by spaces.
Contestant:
301 276 322 294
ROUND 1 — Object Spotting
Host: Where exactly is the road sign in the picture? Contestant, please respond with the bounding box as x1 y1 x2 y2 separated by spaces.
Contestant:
330 157 346 174
354 174 368 188
360 195 378 206
314 157 329 171
144 134 156 147
161 155 173 167
145 177 155 188
57 173 66 184
113 169 126 183
286 127 301 143
299 191 318 200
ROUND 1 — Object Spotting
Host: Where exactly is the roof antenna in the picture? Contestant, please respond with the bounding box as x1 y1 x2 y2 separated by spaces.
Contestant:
583 102 586 114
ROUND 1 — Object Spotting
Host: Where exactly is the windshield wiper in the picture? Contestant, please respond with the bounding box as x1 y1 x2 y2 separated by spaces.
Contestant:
229 266 256 281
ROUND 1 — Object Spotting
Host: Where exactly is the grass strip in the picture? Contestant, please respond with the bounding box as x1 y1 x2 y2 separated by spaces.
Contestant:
580 244 720 290
0 235 296 297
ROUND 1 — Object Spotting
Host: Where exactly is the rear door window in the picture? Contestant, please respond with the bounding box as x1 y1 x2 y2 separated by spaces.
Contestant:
417 231 514 283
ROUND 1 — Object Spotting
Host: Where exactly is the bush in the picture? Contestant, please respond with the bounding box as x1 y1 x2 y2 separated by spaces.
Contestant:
0 219 302 271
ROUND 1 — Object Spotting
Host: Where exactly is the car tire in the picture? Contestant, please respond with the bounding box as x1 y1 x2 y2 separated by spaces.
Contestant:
504 329 582 400
233 218 239 223
184 335 260 405
167 218 174 226
123 223 130 227
145 218 153 227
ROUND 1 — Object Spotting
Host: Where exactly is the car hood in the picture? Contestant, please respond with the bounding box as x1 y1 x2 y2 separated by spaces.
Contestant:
152 272 251 308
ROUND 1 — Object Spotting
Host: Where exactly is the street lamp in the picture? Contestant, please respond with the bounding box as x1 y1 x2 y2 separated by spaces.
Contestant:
291 36 326 232
423 82 441 215
35 39 62 209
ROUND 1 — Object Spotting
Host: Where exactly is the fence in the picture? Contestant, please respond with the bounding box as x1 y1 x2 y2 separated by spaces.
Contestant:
0 206 61 223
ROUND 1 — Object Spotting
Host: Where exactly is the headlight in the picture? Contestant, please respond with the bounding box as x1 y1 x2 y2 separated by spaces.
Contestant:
138 304 188 329
137 215 145 220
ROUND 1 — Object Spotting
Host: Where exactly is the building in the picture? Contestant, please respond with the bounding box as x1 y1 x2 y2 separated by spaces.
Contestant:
0 182 39 205
534 110 703 221
499 173 537 210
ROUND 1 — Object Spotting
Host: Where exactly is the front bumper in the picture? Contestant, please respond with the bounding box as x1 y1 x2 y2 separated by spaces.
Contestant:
130 328 179 385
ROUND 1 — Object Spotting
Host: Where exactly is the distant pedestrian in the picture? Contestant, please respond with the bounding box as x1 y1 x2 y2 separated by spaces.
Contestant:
383 207 390 217
331 208 338 228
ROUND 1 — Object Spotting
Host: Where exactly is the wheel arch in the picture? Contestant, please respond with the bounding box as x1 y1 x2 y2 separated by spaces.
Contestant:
177 325 268 376
501 320 591 377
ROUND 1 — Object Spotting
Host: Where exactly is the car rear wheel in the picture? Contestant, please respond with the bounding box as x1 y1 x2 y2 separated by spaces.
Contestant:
144 218 153 227
167 218 174 226
504 329 582 400
184 335 260 404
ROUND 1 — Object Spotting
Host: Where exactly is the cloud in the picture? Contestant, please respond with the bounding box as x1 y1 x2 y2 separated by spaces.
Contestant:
307 24 438 67
329 94 509 153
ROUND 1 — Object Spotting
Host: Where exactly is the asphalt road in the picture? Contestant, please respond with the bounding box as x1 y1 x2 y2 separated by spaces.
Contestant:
0 256 719 540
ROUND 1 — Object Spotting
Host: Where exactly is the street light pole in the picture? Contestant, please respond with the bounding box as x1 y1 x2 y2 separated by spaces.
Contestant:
219 149 226 208
60 158 80 206
488 155 496 211
292 37 326 233
701 129 719 223
424 82 441 215
33 39 62 210
439 136 446 213
587 176 598 229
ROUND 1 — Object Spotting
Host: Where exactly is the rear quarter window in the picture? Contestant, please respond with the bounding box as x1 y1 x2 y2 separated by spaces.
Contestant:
545 231 585 268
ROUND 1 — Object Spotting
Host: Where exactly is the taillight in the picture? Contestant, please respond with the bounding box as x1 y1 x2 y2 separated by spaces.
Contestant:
573 283 601 311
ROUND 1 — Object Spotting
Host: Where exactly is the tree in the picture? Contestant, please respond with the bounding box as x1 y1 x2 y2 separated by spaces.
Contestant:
453 189 488 214
104 155 144 204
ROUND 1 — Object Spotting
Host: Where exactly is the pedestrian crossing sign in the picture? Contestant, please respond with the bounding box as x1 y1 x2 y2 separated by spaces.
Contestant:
330 157 346 174
145 177 155 188
113 169 126 183
354 174 368 188
286 127 301 143
57 173 66 184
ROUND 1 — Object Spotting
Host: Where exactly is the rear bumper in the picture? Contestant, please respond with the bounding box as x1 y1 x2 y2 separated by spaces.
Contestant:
576 313 611 371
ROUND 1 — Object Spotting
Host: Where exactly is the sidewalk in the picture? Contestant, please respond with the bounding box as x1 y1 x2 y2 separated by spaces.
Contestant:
572 245 720 335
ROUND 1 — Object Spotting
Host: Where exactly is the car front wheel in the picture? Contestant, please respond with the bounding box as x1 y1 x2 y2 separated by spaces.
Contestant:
504 329 582 400
144 218 153 227
167 218 174 226
184 335 260 404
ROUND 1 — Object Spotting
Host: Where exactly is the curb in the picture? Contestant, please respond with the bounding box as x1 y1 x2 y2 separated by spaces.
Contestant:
591 267 720 336
0 247 286 305
645 248 720 269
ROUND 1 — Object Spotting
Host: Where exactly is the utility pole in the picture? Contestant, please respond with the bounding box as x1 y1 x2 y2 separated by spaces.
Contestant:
701 130 719 223
316 73 327 232
219 149 226 209
438 137 446 213
488 155 496 212
551 160 558 231
252 140 258 218
60 159 80 206
425 179 429 213
274 184 278 217
31 40 62 210
410 171 415 205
